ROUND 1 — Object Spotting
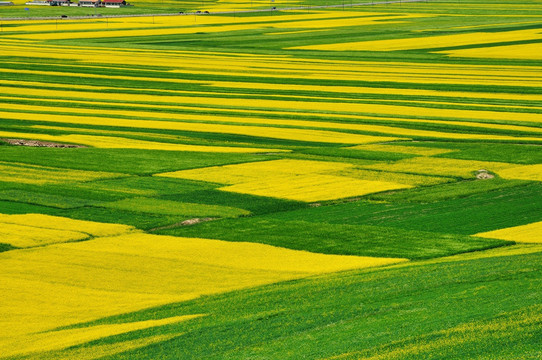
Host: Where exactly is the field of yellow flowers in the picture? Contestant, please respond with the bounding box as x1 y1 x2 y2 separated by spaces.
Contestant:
1 0 541 358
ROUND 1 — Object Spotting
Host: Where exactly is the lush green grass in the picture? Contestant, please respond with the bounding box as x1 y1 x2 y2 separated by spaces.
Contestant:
99 196 250 217
0 199 63 215
158 217 511 259
299 146 416 161
162 189 306 214
0 189 100 208
372 177 530 203
0 147 272 175
57 206 189 229
1 1 542 358
268 182 542 235
16 246 541 360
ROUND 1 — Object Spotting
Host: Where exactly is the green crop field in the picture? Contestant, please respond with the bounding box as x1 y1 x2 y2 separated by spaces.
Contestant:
1 0 541 358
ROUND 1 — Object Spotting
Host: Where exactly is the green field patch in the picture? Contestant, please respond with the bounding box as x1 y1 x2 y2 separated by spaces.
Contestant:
45 246 542 360
269 182 542 235
373 178 531 203
79 176 215 197
0 199 61 216
159 217 509 260
55 206 184 230
162 189 305 215
1 3 542 358
336 167 452 187
99 197 250 218
0 243 17 253
436 142 542 165
0 147 270 175
298 146 415 161
0 160 126 185
0 190 99 209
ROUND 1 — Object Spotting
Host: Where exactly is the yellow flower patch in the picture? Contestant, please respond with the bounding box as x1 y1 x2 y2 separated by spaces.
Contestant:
292 28 542 52
0 213 135 247
0 111 396 145
2 315 201 359
443 42 542 60
0 130 284 153
0 223 89 248
336 168 451 186
348 144 455 156
158 159 355 184
220 174 410 202
0 229 406 357
475 221 542 244
362 157 515 178
0 213 135 237
0 161 125 185
497 164 542 182
158 159 410 201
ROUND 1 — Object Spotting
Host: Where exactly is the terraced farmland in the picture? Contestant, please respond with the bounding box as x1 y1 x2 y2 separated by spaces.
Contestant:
0 0 541 359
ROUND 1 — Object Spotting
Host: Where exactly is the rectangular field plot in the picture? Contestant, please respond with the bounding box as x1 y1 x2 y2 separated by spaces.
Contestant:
220 174 410 202
158 159 411 202
268 183 542 235
161 217 510 260
0 147 271 175
0 161 126 185
0 190 99 209
99 197 250 217
362 157 516 179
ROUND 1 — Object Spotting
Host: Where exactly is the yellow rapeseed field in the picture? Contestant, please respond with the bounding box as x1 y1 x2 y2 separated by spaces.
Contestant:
2 42 542 89
348 144 455 156
34 334 180 360
0 161 126 185
4 104 542 145
158 159 410 201
0 213 135 247
4 12 422 41
0 111 398 145
205 80 542 103
0 130 285 153
292 28 542 51
0 223 89 248
0 228 406 357
475 221 542 244
362 157 515 178
220 174 410 202
0 213 135 237
496 164 542 182
336 168 451 186
4 86 542 132
3 89 541 138
442 42 542 60
2 315 202 359
157 159 356 184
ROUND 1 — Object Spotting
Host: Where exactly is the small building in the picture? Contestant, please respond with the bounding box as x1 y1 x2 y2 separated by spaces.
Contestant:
102 0 127 7
24 0 49 5
0 1 15 5
49 0 72 5
78 0 100 6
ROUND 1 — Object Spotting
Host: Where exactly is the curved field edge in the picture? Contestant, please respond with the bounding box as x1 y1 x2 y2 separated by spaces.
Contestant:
0 219 407 359
6 244 540 360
